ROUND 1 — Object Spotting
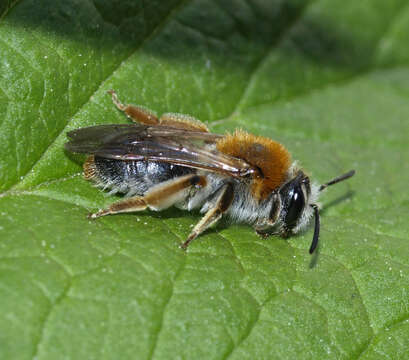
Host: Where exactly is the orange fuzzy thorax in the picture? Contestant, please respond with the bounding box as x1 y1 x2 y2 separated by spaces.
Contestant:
216 130 291 200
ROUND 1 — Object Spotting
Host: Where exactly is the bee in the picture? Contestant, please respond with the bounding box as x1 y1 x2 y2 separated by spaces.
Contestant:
65 90 355 254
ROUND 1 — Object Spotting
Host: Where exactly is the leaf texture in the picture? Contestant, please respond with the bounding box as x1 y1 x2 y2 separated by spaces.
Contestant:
0 1 408 359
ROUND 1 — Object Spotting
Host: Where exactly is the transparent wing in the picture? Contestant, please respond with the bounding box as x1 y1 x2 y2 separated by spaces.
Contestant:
65 124 255 177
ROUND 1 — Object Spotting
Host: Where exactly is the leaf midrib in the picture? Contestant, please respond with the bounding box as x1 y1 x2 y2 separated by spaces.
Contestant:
5 0 188 193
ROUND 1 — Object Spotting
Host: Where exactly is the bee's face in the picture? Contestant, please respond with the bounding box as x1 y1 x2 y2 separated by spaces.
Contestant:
278 172 312 235
259 168 354 253
255 172 316 237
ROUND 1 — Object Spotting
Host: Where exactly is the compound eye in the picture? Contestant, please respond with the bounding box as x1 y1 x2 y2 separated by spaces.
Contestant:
285 186 305 229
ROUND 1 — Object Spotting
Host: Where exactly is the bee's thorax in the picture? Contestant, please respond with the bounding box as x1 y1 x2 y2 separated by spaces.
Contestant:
216 129 291 201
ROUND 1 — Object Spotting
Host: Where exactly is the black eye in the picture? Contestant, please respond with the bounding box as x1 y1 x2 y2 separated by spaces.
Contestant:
284 186 304 229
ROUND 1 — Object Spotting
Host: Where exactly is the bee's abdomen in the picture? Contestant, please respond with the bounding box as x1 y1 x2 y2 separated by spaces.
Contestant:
84 155 194 196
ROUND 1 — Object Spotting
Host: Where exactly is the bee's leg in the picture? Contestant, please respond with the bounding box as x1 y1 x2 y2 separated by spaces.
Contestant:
108 89 159 125
158 113 209 132
89 174 206 218
181 183 234 249
108 90 209 132
88 196 147 218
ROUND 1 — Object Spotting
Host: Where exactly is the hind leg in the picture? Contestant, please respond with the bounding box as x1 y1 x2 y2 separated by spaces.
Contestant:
108 89 159 125
108 90 208 132
89 174 206 218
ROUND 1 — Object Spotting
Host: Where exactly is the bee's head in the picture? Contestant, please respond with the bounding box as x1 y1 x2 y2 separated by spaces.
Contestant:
279 171 311 234
275 169 355 254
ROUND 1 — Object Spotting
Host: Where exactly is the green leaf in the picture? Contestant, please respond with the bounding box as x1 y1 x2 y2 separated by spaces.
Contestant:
1 0 409 359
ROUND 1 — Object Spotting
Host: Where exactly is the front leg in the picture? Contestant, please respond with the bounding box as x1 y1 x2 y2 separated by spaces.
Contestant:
181 183 234 249
89 174 206 218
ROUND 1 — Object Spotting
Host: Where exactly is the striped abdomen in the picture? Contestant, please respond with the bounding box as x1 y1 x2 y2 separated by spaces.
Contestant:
84 155 194 196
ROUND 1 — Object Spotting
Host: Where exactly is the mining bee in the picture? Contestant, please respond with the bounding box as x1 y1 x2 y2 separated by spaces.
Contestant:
65 90 355 253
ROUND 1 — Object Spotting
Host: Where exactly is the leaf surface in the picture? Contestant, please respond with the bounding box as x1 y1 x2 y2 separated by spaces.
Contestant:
1 1 409 359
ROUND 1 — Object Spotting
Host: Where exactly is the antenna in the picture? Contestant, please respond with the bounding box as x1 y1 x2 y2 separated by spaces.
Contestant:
309 169 355 254
319 170 355 192
309 204 320 254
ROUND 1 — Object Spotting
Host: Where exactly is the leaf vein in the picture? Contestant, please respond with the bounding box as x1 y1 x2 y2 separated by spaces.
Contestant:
148 251 186 360
31 281 72 360
0 0 21 22
210 0 314 128
11 0 189 190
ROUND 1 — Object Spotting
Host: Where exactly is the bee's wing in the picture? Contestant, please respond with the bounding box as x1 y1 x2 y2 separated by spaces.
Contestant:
66 124 255 177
